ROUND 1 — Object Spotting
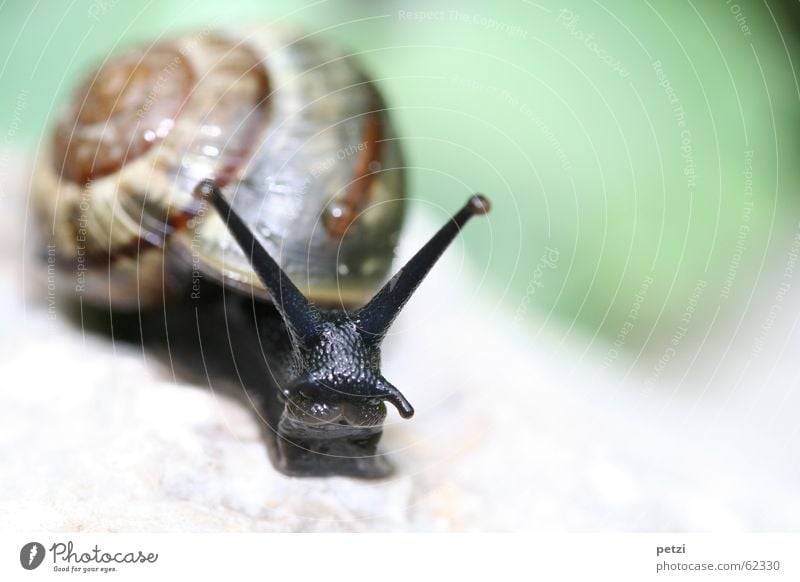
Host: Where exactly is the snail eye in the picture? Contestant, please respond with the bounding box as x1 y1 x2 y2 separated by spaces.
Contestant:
286 396 343 425
342 401 387 427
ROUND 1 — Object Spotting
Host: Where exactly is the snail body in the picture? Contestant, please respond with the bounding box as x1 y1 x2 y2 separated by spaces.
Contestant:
34 25 490 478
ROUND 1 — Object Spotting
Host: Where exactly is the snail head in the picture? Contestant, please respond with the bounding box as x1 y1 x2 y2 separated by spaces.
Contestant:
193 179 490 424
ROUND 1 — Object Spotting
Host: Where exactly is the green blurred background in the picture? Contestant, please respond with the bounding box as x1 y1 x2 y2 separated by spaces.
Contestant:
2 0 799 366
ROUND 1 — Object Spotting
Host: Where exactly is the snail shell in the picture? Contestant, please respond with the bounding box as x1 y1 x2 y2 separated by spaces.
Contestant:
33 25 405 308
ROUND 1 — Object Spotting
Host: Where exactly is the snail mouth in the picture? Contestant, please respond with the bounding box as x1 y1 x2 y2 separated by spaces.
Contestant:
274 418 391 479
282 397 387 434
275 399 391 479
279 417 383 439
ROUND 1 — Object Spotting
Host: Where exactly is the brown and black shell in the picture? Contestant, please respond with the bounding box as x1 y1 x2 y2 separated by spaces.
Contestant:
33 25 405 309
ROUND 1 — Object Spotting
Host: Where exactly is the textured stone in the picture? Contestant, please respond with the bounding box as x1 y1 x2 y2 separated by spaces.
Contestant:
1 151 797 531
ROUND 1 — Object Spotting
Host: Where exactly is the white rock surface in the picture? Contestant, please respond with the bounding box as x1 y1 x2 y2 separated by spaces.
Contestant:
0 150 797 532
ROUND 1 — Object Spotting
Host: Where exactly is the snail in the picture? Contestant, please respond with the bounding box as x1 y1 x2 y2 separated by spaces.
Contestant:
33 25 491 478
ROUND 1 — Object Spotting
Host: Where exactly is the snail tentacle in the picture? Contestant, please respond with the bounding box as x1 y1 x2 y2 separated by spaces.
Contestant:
355 194 491 344
194 179 322 348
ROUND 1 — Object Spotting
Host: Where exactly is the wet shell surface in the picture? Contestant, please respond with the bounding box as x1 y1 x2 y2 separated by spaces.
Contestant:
33 25 405 308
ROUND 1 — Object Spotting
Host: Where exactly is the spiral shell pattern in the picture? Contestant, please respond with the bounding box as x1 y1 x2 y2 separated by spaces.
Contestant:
33 25 405 308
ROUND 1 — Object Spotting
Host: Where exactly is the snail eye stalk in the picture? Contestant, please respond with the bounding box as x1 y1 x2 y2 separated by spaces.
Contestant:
195 180 490 420
193 179 322 347
355 194 491 345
